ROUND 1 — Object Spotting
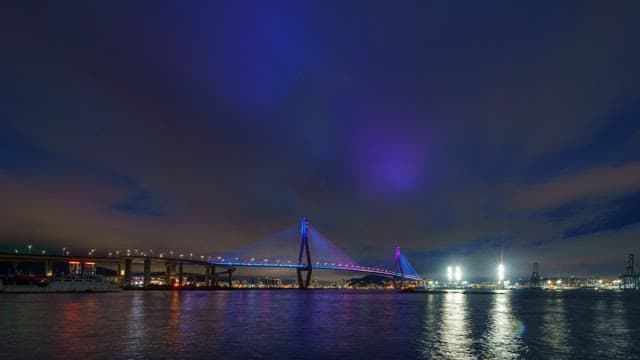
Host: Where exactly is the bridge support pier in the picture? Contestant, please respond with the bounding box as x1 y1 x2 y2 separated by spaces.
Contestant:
392 277 404 290
44 259 53 278
165 262 175 287
117 261 124 281
178 263 183 287
124 259 132 285
143 259 151 288
297 268 312 289
204 266 212 287
212 266 217 287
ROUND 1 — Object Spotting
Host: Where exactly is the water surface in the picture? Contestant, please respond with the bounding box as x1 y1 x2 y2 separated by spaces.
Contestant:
1 290 638 359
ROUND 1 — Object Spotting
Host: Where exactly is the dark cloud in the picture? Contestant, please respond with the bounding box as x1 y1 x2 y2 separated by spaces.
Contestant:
542 201 586 223
1 1 640 278
564 193 640 238
111 188 167 218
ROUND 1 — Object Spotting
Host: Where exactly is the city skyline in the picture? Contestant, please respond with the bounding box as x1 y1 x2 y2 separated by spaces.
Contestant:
2 2 640 278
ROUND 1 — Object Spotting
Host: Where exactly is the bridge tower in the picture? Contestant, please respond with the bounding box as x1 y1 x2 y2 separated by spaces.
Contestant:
297 218 313 289
394 246 404 288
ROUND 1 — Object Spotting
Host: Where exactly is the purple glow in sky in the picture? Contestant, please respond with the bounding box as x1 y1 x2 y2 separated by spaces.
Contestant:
352 127 427 193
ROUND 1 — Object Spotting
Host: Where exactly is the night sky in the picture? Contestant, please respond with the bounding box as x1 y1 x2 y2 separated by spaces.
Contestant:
2 2 640 278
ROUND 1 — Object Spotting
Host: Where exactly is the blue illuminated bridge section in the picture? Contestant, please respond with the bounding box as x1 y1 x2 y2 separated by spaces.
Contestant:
205 218 423 282
206 260 422 281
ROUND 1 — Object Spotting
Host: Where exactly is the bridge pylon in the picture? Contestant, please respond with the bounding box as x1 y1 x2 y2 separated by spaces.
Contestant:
297 218 312 289
393 246 404 289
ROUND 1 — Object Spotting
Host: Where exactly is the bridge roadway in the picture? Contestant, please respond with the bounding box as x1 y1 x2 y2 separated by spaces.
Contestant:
0 253 209 266
207 260 422 281
0 252 421 285
0 252 214 287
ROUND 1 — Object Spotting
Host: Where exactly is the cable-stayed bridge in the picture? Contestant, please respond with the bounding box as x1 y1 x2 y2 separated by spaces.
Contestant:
208 218 422 288
0 218 422 289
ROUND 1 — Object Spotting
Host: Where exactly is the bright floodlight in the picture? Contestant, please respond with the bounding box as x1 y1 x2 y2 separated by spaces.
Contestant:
498 263 505 282
447 266 452 282
455 266 462 282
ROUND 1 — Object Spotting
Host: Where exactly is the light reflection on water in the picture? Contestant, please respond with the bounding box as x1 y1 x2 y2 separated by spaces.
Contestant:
420 292 473 359
441 292 473 358
589 296 632 358
540 296 570 357
0 291 639 359
421 292 527 359
482 294 526 359
126 292 147 354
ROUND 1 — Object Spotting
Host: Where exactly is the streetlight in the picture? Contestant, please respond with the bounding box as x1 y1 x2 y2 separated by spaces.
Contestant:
28 244 32 254
62 247 66 256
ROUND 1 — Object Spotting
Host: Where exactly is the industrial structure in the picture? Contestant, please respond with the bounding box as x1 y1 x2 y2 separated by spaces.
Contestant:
530 262 541 289
619 254 639 290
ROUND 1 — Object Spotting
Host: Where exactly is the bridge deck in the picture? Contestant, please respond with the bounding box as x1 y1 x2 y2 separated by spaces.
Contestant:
208 261 422 280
